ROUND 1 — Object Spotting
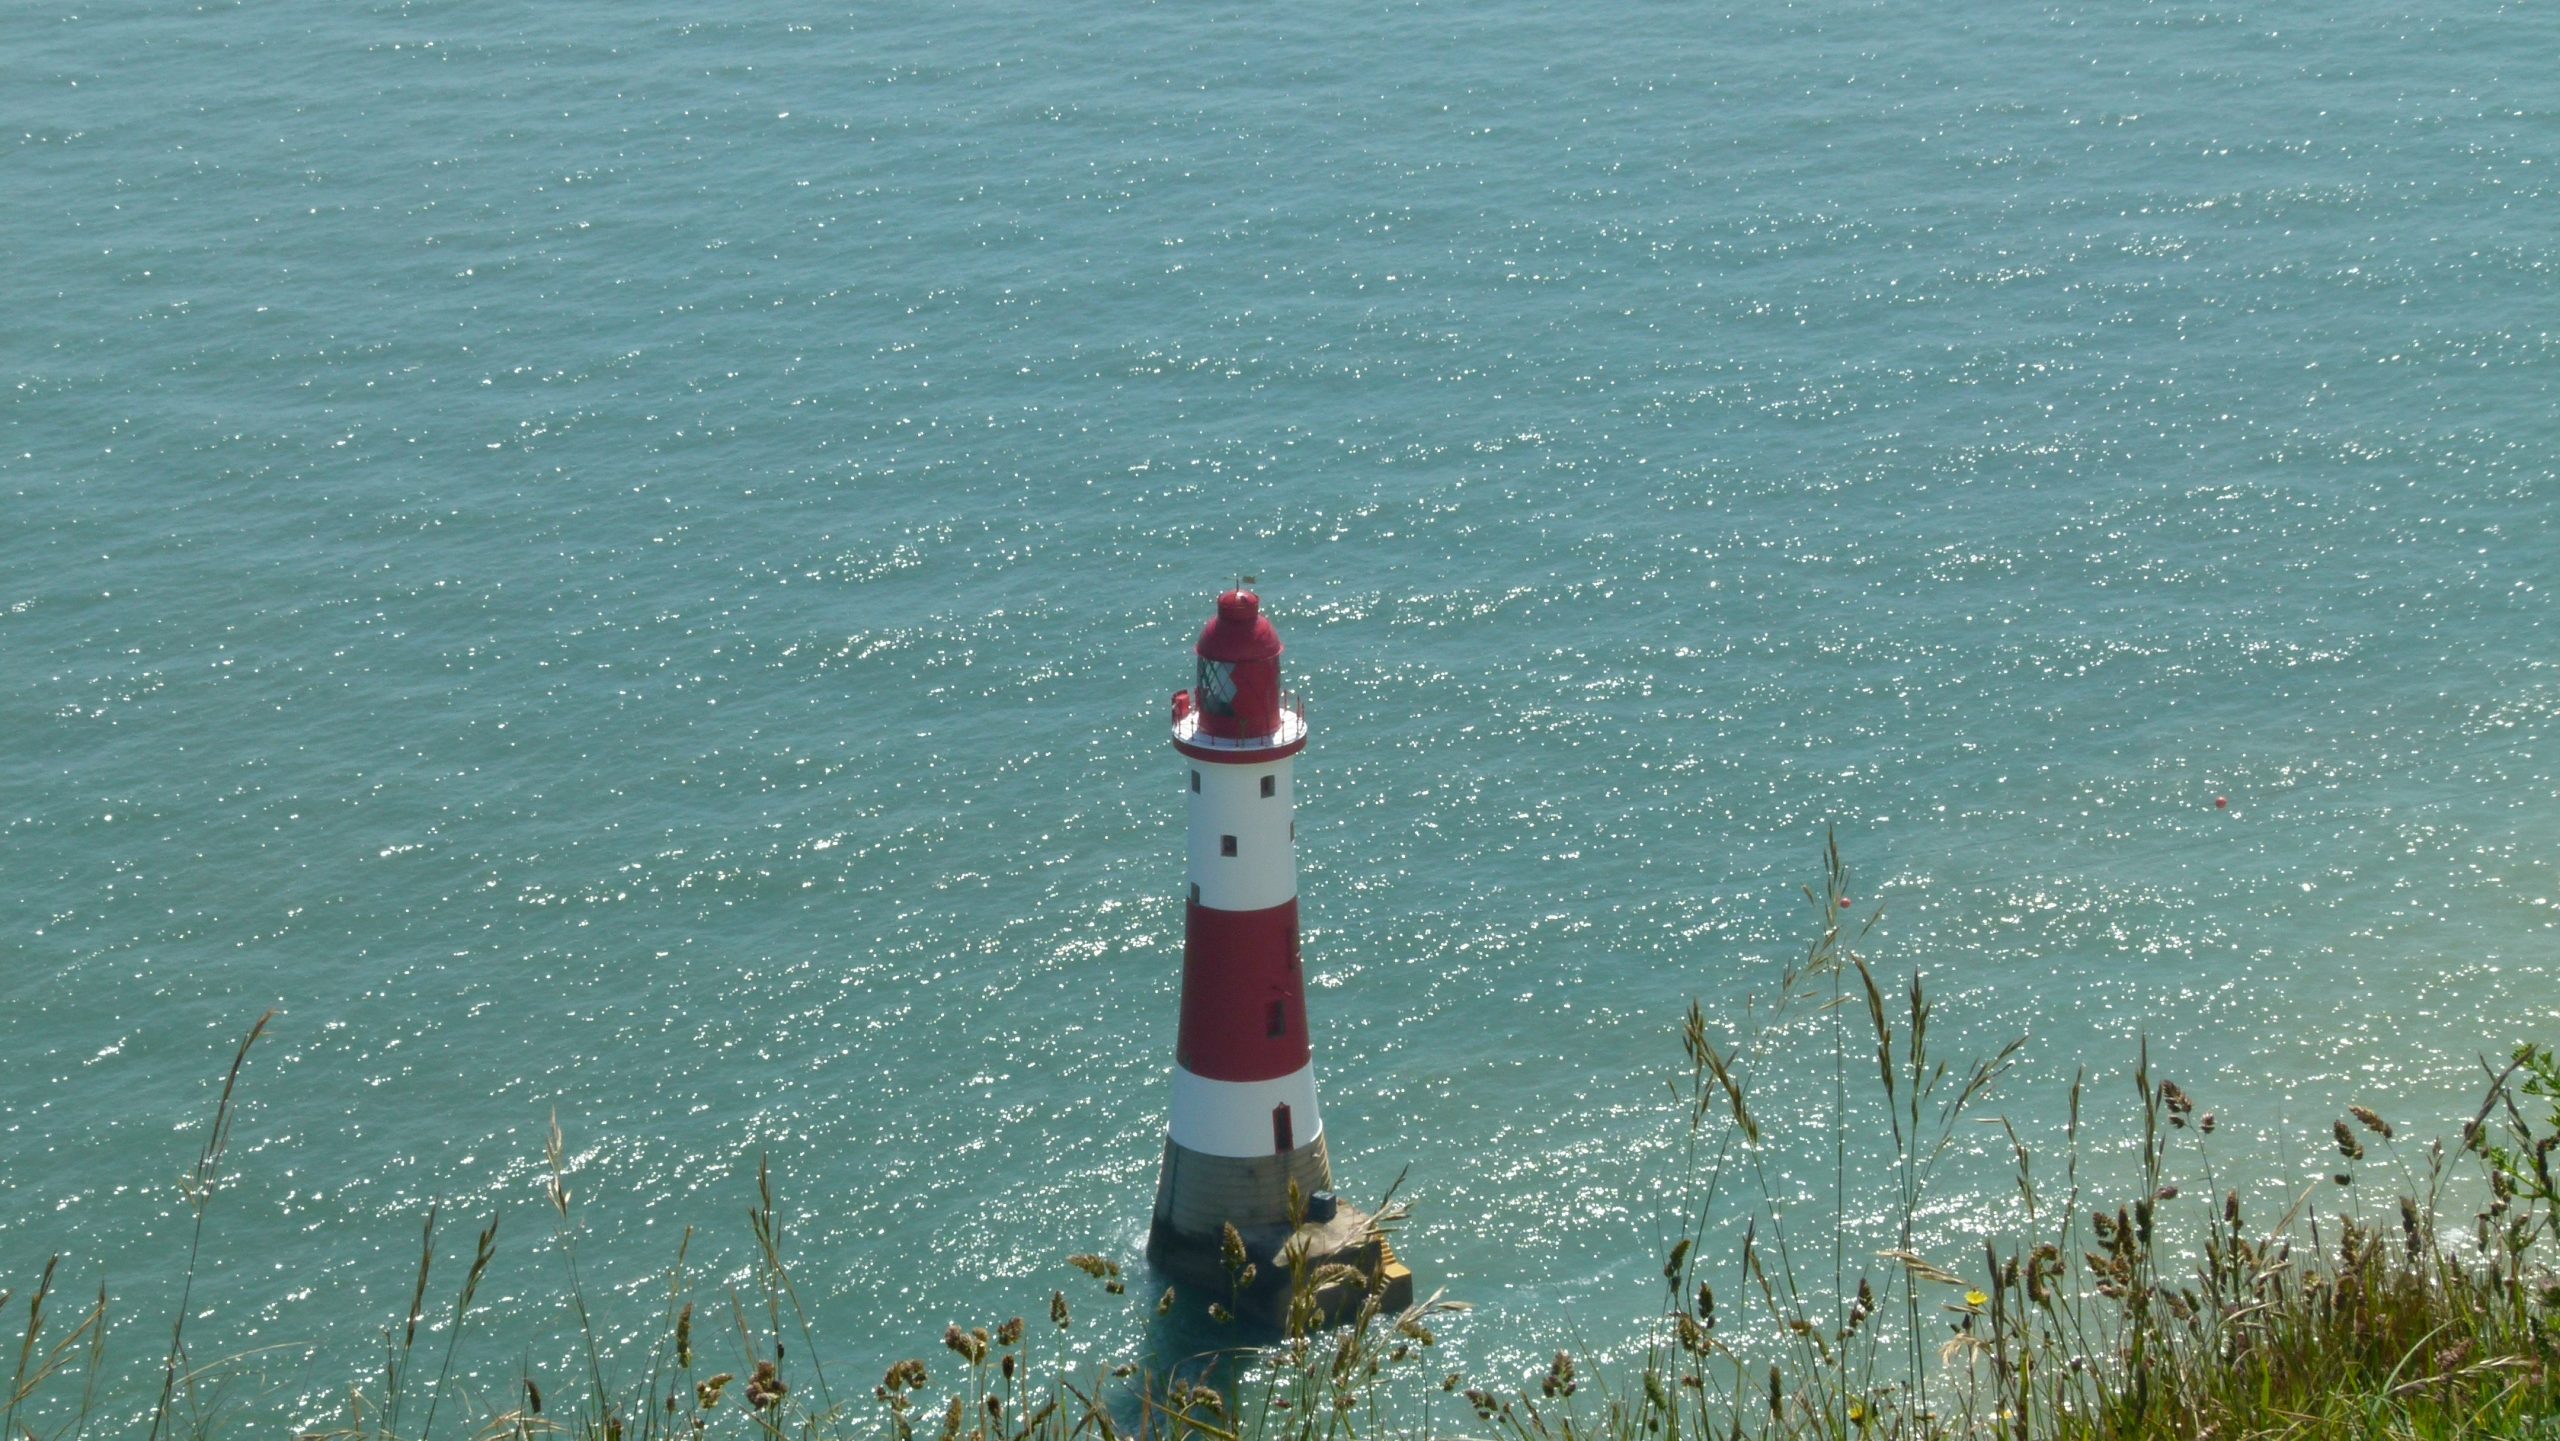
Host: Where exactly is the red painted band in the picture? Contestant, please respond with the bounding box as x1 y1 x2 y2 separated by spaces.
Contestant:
1172 731 1309 765
1175 899 1311 1082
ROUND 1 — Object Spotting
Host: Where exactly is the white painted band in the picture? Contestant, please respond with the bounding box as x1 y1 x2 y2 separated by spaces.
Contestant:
1184 758 1296 912
1168 1061 1324 1159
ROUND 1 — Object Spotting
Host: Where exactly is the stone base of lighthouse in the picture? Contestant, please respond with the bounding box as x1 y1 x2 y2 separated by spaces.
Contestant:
1147 1136 1415 1328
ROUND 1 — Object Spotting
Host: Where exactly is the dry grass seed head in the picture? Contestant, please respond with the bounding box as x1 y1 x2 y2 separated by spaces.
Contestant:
1541 1350 1577 1399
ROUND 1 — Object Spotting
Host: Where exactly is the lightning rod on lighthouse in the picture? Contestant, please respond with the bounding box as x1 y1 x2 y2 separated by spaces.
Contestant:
1147 588 1413 1323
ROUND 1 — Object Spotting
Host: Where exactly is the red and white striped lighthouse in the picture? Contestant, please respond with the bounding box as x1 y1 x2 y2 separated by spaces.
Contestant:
1149 588 1334 1250
1145 588 1411 1320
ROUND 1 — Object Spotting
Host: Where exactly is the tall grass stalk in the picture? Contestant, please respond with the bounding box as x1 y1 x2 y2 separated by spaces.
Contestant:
543 1108 614 1432
146 1009 271 1441
412 1210 499 1441
8 1255 108 1441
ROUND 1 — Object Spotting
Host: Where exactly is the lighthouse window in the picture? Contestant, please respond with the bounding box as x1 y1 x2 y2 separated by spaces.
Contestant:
1189 883 1200 904
1260 775 1275 798
1266 1000 1286 1038
1190 770 1201 793
1271 1104 1294 1154
1220 834 1238 857
1196 659 1237 717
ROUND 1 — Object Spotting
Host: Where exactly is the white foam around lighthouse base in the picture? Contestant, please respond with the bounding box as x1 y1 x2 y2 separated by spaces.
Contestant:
1167 1062 1323 1159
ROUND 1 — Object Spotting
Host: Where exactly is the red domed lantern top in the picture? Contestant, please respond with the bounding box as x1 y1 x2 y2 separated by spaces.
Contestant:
1196 589 1282 663
1191 590 1284 739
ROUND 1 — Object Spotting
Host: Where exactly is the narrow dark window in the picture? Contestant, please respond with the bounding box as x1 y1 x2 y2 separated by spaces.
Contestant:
1220 834 1238 857
1190 770 1201 793
1189 883 1200 904
1289 820 1296 840
1271 1104 1295 1155
1260 775 1276 798
1266 999 1286 1038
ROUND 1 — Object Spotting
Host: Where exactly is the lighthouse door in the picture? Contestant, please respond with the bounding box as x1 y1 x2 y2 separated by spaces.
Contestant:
1271 1104 1294 1155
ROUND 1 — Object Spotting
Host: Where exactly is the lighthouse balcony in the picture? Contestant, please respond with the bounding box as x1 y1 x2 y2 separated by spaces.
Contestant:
1172 690 1308 762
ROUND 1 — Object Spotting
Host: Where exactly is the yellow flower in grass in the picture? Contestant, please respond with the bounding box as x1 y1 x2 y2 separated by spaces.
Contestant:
1964 1289 1988 1308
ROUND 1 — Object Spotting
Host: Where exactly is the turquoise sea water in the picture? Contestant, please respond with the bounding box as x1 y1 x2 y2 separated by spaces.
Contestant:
4 0 2555 1424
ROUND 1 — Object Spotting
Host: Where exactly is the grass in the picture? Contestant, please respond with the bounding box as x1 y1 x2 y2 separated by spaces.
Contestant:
9 837 2559 1440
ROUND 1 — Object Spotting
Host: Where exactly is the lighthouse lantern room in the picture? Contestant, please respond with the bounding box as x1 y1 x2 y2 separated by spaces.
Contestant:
1147 589 1412 1323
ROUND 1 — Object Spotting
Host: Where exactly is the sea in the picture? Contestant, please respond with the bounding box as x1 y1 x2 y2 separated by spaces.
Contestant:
3 0 2554 1427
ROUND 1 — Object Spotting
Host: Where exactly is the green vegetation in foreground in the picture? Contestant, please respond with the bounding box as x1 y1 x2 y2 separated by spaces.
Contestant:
10 840 2560 1440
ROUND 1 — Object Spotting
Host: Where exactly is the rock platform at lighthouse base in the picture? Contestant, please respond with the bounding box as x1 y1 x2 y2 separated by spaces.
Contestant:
1148 1206 1416 1330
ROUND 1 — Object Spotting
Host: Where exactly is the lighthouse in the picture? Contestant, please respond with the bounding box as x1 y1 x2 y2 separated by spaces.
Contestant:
1148 588 1411 1322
